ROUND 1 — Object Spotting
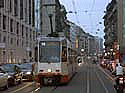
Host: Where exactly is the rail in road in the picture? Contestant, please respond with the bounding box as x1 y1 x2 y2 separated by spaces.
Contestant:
31 60 116 93
0 61 116 93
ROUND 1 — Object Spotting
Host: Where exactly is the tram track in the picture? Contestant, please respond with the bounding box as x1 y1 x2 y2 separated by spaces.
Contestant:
95 66 116 93
31 60 116 93
86 60 116 93
95 70 109 93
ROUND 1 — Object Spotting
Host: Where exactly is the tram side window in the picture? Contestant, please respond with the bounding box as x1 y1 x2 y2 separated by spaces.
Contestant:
62 47 67 62
68 48 73 64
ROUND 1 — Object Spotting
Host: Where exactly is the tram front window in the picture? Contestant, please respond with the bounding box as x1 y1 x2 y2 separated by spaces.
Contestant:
39 42 60 63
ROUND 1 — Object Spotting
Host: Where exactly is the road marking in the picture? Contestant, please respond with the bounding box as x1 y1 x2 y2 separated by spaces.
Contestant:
95 71 109 93
10 83 32 93
35 87 40 91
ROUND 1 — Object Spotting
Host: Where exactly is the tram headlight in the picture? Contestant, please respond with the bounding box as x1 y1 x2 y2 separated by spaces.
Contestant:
26 72 31 75
48 69 52 72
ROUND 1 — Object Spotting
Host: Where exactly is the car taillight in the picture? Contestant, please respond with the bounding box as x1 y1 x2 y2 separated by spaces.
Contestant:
119 77 123 80
56 70 60 72
119 77 124 84
39 70 44 72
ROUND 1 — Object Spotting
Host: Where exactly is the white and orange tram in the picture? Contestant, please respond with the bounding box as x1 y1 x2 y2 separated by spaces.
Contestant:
35 37 78 85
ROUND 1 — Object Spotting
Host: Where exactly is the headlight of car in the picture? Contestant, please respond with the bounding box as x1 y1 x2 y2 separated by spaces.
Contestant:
48 69 52 72
26 72 31 74
8 75 12 78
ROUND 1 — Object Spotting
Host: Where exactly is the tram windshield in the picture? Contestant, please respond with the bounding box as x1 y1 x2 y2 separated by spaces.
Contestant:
39 41 60 63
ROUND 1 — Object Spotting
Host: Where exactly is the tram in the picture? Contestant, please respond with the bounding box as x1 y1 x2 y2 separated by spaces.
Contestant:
35 36 78 85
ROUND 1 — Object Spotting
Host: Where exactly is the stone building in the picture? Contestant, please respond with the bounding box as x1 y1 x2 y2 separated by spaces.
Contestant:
40 0 67 37
103 0 117 51
0 0 36 64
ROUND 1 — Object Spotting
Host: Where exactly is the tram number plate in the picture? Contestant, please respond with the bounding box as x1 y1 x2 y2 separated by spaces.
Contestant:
44 78 53 84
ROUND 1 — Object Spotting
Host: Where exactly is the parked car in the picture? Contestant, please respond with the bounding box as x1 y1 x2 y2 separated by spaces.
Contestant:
16 63 35 81
0 67 8 90
2 64 23 86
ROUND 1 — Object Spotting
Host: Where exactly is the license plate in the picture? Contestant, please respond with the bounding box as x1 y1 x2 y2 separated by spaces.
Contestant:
44 78 52 84
119 80 123 84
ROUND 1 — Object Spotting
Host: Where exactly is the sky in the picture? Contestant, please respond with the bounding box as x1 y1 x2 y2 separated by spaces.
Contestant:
59 0 112 39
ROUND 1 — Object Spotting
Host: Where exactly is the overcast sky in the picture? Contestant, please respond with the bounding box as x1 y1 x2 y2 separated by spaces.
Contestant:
59 0 112 38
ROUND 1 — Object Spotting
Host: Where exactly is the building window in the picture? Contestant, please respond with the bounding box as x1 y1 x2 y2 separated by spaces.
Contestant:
10 38 13 44
17 22 19 35
22 25 24 37
0 0 4 8
32 0 35 26
10 0 12 12
0 13 1 28
3 36 6 43
26 28 28 39
29 0 31 24
30 30 32 40
17 39 19 46
10 19 13 32
8 36 9 44
25 0 27 22
14 0 18 16
3 51 5 55
3 15 6 30
26 41 28 47
22 40 24 47
33 31 35 40
10 51 13 63
20 0 23 19
0 33 1 42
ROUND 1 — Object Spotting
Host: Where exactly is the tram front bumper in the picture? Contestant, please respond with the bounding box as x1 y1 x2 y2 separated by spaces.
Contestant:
35 72 69 85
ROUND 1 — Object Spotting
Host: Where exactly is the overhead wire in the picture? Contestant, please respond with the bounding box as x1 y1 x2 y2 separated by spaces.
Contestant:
64 0 108 38
89 0 96 34
71 0 80 25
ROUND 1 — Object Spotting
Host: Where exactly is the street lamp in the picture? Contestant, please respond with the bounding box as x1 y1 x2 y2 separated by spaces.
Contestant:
81 49 84 52
48 14 53 34
110 49 113 51
81 49 84 63
37 36 41 73
110 48 114 60
43 4 57 37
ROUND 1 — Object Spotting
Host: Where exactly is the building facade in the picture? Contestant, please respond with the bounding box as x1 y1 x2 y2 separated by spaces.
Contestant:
40 0 66 37
0 0 36 64
103 0 117 52
117 0 125 64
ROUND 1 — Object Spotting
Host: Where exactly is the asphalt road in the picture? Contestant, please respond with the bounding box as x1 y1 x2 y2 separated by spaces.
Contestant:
0 60 117 93
36 61 117 93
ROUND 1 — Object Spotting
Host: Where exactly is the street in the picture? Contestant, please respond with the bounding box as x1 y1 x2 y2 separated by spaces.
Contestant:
0 60 117 93
33 60 117 93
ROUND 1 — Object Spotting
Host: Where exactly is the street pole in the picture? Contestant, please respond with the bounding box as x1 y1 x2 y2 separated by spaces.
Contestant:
48 14 53 34
37 37 40 73
81 49 84 63
88 37 89 59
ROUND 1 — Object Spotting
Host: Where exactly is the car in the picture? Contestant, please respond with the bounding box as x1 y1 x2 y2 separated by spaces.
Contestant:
16 63 35 81
2 64 23 86
0 67 8 90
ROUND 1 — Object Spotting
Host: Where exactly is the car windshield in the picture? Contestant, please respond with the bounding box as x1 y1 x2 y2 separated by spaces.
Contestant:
2 64 17 72
0 67 5 73
39 41 60 63
18 64 32 70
